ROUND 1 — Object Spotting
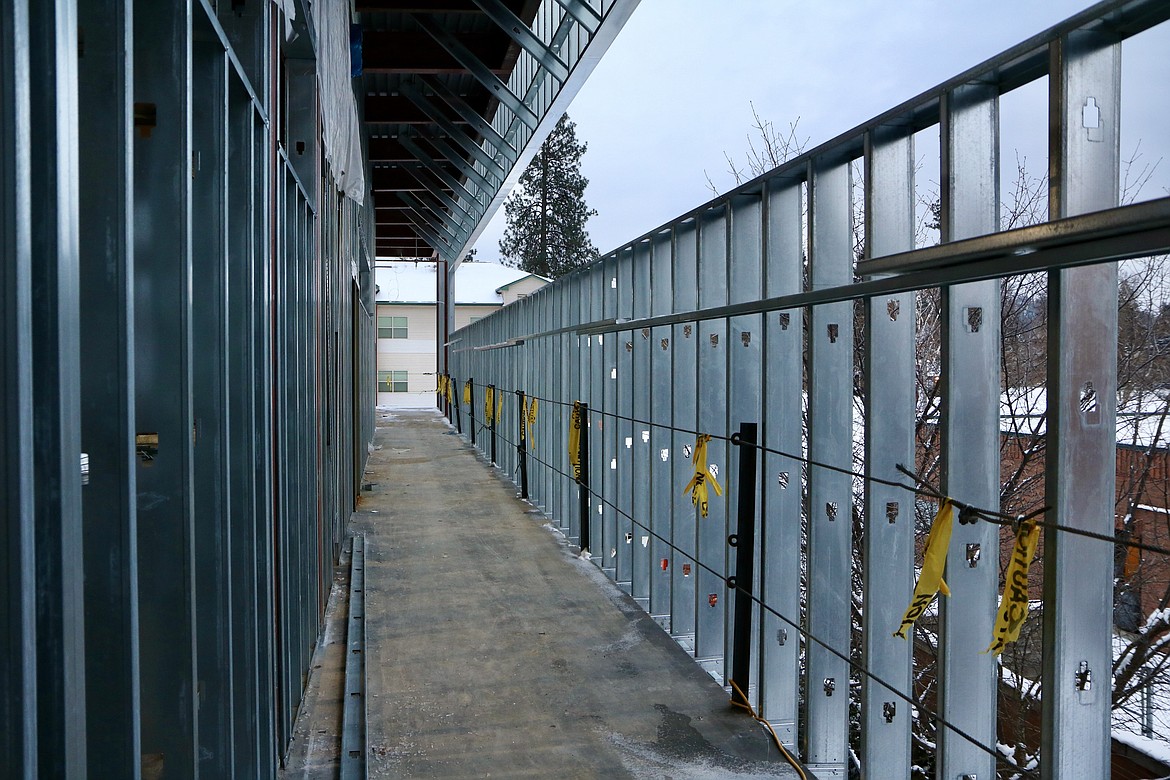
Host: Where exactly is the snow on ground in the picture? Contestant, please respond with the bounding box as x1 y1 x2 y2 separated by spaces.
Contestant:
915 386 1170 449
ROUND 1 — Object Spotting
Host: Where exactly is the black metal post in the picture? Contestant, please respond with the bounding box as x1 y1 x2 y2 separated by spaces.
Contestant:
468 378 476 447
578 403 590 553
730 422 758 707
517 391 529 499
488 383 498 465
452 375 462 434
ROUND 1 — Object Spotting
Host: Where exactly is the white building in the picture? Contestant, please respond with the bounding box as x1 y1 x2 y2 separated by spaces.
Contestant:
375 261 548 407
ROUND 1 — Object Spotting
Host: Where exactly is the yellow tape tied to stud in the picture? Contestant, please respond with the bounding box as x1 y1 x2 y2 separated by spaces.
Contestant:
985 517 1041 655
568 401 583 481
681 434 722 518
523 397 538 451
894 499 954 639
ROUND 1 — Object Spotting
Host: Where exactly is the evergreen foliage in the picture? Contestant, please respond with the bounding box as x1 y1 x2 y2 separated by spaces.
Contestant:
498 114 598 278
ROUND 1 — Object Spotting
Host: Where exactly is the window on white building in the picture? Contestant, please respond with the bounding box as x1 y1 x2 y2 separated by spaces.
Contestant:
377 370 408 392
377 315 408 339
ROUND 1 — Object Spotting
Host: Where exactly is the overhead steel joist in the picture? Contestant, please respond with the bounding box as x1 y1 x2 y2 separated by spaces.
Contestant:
360 0 639 267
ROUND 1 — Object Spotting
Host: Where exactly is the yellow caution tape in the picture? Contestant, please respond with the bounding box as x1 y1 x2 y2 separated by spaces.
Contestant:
463 381 471 406
484 387 494 427
497 393 503 427
568 401 583 481
894 499 954 639
525 397 538 451
985 517 1041 655
681 434 722 518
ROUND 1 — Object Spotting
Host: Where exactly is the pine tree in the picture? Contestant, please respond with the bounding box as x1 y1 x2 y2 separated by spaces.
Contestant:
498 114 598 278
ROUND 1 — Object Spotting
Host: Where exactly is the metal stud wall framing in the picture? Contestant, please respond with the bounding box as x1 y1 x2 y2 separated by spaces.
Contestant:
1 0 375 776
448 3 1170 778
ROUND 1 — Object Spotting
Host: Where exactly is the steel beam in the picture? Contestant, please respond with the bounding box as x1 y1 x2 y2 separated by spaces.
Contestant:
571 198 1170 338
937 82 1001 780
1040 29 1121 780
1 0 38 773
410 13 539 129
727 192 762 694
416 128 497 193
77 0 141 774
587 266 604 558
402 165 477 227
28 0 87 774
398 196 458 255
192 29 236 774
648 231 674 630
359 29 508 74
615 249 634 592
398 191 460 244
418 74 516 159
804 159 853 780
860 129 915 779
601 255 618 579
225 75 265 779
400 81 507 179
468 0 571 83
694 208 730 675
552 0 602 35
630 240 652 608
671 224 699 648
398 133 483 207
406 186 471 237
758 177 803 748
133 0 199 773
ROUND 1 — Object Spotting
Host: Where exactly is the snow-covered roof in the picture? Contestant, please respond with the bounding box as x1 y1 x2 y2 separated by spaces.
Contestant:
375 261 543 305
495 273 547 292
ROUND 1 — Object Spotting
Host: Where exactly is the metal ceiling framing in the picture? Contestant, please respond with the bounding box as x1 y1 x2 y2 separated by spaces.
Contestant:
359 0 639 264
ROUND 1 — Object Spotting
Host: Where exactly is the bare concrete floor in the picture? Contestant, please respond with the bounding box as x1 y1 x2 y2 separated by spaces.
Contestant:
347 408 798 779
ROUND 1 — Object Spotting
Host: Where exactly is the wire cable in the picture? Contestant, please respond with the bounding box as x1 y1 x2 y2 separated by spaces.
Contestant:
465 385 1170 560
472 421 1036 779
729 679 810 780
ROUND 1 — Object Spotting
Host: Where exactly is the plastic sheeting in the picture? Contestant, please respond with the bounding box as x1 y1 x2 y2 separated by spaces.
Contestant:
272 0 366 205
314 0 366 204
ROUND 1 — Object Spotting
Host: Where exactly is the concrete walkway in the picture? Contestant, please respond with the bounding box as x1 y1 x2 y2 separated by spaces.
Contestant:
350 408 798 779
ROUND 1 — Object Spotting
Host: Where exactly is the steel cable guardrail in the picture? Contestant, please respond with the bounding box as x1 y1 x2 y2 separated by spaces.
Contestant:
453 381 1170 562
452 403 1039 780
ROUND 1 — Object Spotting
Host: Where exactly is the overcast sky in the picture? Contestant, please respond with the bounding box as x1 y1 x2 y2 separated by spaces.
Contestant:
472 1 1168 261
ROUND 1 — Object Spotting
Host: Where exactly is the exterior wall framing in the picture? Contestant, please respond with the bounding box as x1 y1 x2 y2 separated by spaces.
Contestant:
0 1 376 776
